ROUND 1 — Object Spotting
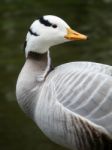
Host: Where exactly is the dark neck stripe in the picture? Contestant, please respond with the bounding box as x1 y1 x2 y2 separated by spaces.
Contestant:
39 17 52 27
28 51 48 61
28 28 39 36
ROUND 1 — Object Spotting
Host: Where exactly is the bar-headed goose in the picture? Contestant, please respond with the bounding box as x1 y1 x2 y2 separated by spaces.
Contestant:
16 15 112 150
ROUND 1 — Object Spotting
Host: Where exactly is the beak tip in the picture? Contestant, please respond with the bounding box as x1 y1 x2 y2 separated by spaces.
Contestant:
65 28 88 41
81 34 88 40
84 35 88 40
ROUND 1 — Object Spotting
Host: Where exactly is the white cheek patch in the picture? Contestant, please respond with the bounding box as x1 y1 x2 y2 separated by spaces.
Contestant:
24 28 40 54
24 15 71 57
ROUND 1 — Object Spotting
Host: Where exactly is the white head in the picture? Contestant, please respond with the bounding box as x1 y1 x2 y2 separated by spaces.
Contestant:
24 15 87 57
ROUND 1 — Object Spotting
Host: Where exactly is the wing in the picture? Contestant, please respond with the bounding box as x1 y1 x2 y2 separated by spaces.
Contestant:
49 62 112 136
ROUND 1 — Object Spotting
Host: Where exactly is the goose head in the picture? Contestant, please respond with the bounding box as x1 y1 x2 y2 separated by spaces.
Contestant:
25 15 87 56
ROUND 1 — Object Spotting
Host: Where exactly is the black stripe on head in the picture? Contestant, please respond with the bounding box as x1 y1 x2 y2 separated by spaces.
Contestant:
39 16 52 27
24 40 27 50
28 28 39 36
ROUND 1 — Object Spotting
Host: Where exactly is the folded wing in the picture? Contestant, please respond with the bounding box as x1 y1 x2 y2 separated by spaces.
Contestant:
51 62 112 136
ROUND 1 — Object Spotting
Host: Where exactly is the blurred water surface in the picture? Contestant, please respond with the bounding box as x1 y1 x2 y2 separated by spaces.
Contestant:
1 0 112 150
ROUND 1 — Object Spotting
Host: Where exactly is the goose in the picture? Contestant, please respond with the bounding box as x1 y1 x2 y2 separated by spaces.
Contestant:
16 15 112 150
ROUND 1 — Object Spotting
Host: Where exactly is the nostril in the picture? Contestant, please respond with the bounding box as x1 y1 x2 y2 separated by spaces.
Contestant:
74 33 78 35
73 32 79 35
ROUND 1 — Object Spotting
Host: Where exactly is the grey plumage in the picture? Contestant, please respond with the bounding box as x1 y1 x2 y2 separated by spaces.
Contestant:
16 52 112 150
16 15 112 150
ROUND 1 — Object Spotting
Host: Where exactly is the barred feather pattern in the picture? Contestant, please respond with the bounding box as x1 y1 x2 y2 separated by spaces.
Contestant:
16 56 112 150
34 62 112 150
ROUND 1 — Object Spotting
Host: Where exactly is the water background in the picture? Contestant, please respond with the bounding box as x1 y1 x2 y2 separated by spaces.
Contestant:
1 0 112 150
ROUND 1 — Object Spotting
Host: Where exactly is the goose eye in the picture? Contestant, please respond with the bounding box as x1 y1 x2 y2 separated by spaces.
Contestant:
52 24 57 28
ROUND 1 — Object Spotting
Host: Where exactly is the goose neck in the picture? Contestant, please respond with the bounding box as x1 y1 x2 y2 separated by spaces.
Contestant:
16 50 52 118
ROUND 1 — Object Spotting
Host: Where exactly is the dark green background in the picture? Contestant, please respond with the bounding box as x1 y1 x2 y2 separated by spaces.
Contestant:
1 0 112 150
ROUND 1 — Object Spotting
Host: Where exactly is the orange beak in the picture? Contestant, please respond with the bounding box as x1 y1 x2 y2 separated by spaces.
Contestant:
64 28 87 40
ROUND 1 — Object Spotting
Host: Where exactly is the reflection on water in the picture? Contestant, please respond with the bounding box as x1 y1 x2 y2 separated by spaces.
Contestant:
0 0 112 150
